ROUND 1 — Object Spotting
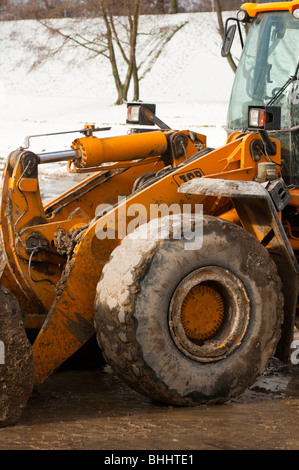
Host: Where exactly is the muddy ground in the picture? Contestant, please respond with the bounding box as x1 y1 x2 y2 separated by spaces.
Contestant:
0 337 298 452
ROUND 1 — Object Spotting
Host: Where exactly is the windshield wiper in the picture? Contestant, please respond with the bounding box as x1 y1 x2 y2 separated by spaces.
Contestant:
268 61 299 106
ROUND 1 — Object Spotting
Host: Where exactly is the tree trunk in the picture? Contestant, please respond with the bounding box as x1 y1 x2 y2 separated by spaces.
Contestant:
100 0 140 104
156 0 165 14
100 0 126 104
171 0 178 13
130 0 140 101
214 0 237 73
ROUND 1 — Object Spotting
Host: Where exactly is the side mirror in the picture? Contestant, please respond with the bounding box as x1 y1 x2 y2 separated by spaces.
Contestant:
221 24 236 58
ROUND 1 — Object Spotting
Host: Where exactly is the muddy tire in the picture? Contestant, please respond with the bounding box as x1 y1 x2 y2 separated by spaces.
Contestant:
94 215 284 405
0 285 35 426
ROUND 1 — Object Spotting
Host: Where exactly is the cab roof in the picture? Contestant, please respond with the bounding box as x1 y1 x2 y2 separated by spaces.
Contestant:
241 1 299 17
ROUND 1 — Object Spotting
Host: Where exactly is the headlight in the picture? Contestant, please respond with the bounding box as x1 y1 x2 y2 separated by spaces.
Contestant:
248 108 267 128
293 7 299 19
126 103 156 126
248 106 281 131
237 9 251 22
127 105 141 123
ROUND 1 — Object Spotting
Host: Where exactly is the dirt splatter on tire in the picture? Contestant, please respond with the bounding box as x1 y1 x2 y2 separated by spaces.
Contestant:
0 285 35 427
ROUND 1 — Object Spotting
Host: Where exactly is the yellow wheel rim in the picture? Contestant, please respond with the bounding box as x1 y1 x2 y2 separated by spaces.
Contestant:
180 282 225 342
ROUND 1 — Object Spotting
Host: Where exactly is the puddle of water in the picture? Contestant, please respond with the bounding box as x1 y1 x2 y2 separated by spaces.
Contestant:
0 359 298 450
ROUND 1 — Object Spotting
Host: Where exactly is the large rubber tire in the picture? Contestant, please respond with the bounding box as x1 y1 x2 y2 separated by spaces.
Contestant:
0 285 35 426
94 215 284 405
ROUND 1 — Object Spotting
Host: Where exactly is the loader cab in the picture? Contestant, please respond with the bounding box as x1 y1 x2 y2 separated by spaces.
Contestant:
226 6 299 186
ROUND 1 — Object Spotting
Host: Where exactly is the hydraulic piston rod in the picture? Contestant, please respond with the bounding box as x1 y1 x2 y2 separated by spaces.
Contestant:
38 149 77 164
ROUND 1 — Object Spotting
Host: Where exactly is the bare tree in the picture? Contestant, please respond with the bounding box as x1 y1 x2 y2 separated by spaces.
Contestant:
23 0 187 104
156 0 165 13
171 1 178 13
0 0 247 18
0 0 8 14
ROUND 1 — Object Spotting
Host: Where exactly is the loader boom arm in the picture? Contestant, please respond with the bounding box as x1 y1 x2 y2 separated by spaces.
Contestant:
0 124 286 383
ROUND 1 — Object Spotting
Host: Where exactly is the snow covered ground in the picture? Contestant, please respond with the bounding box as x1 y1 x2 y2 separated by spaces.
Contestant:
0 11 240 199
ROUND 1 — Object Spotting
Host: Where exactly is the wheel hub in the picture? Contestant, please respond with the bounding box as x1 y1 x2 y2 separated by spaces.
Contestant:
181 282 225 342
169 266 250 362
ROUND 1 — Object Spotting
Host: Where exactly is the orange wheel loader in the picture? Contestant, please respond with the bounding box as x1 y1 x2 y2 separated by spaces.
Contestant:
0 1 298 426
